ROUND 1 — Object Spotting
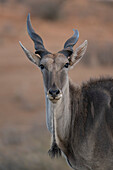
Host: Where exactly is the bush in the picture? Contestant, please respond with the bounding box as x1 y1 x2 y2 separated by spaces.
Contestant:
28 0 65 20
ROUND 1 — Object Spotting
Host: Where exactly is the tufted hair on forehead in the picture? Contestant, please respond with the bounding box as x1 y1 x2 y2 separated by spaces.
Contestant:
40 53 69 65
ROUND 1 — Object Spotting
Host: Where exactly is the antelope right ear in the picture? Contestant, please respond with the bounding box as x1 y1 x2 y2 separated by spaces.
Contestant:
19 41 41 66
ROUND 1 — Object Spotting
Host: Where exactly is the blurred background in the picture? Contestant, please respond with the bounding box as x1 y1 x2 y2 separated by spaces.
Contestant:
0 0 113 169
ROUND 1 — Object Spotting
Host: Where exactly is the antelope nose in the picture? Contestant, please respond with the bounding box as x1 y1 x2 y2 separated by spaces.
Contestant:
49 89 60 98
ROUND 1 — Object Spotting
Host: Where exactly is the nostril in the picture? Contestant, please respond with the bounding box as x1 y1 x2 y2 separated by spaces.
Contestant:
49 89 60 97
49 90 53 95
56 89 60 95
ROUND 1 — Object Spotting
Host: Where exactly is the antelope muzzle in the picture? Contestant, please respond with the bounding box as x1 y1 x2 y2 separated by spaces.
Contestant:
47 88 62 103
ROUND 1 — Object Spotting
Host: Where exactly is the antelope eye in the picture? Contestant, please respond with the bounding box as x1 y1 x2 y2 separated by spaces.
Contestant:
40 64 44 70
64 63 69 68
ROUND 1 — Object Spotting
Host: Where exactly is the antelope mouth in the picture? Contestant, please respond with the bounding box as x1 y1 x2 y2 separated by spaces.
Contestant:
47 93 62 103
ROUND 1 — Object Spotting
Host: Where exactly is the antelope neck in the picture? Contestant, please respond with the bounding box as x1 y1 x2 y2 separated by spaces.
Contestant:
45 80 71 147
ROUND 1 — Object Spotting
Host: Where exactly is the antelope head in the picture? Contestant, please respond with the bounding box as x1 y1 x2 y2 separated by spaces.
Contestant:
20 14 88 104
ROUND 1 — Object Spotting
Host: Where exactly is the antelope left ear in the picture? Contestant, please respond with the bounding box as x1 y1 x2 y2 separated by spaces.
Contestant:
69 40 88 67
19 41 41 66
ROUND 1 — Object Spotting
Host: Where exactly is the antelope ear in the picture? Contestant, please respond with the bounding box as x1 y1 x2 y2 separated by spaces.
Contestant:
69 40 88 67
19 41 40 66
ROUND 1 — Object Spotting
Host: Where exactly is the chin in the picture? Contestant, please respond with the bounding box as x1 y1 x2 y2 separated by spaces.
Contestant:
49 98 60 104
48 96 62 104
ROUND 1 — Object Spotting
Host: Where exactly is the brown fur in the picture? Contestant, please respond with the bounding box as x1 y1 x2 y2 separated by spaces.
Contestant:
62 77 113 170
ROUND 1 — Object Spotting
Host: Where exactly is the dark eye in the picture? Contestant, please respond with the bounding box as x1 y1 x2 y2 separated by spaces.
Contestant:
40 64 44 70
64 63 69 68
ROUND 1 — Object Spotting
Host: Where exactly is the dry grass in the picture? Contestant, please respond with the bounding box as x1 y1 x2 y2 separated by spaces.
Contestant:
82 41 113 66
0 124 70 170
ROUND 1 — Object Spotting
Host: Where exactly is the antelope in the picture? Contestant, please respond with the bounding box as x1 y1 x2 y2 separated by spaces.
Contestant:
19 14 113 170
